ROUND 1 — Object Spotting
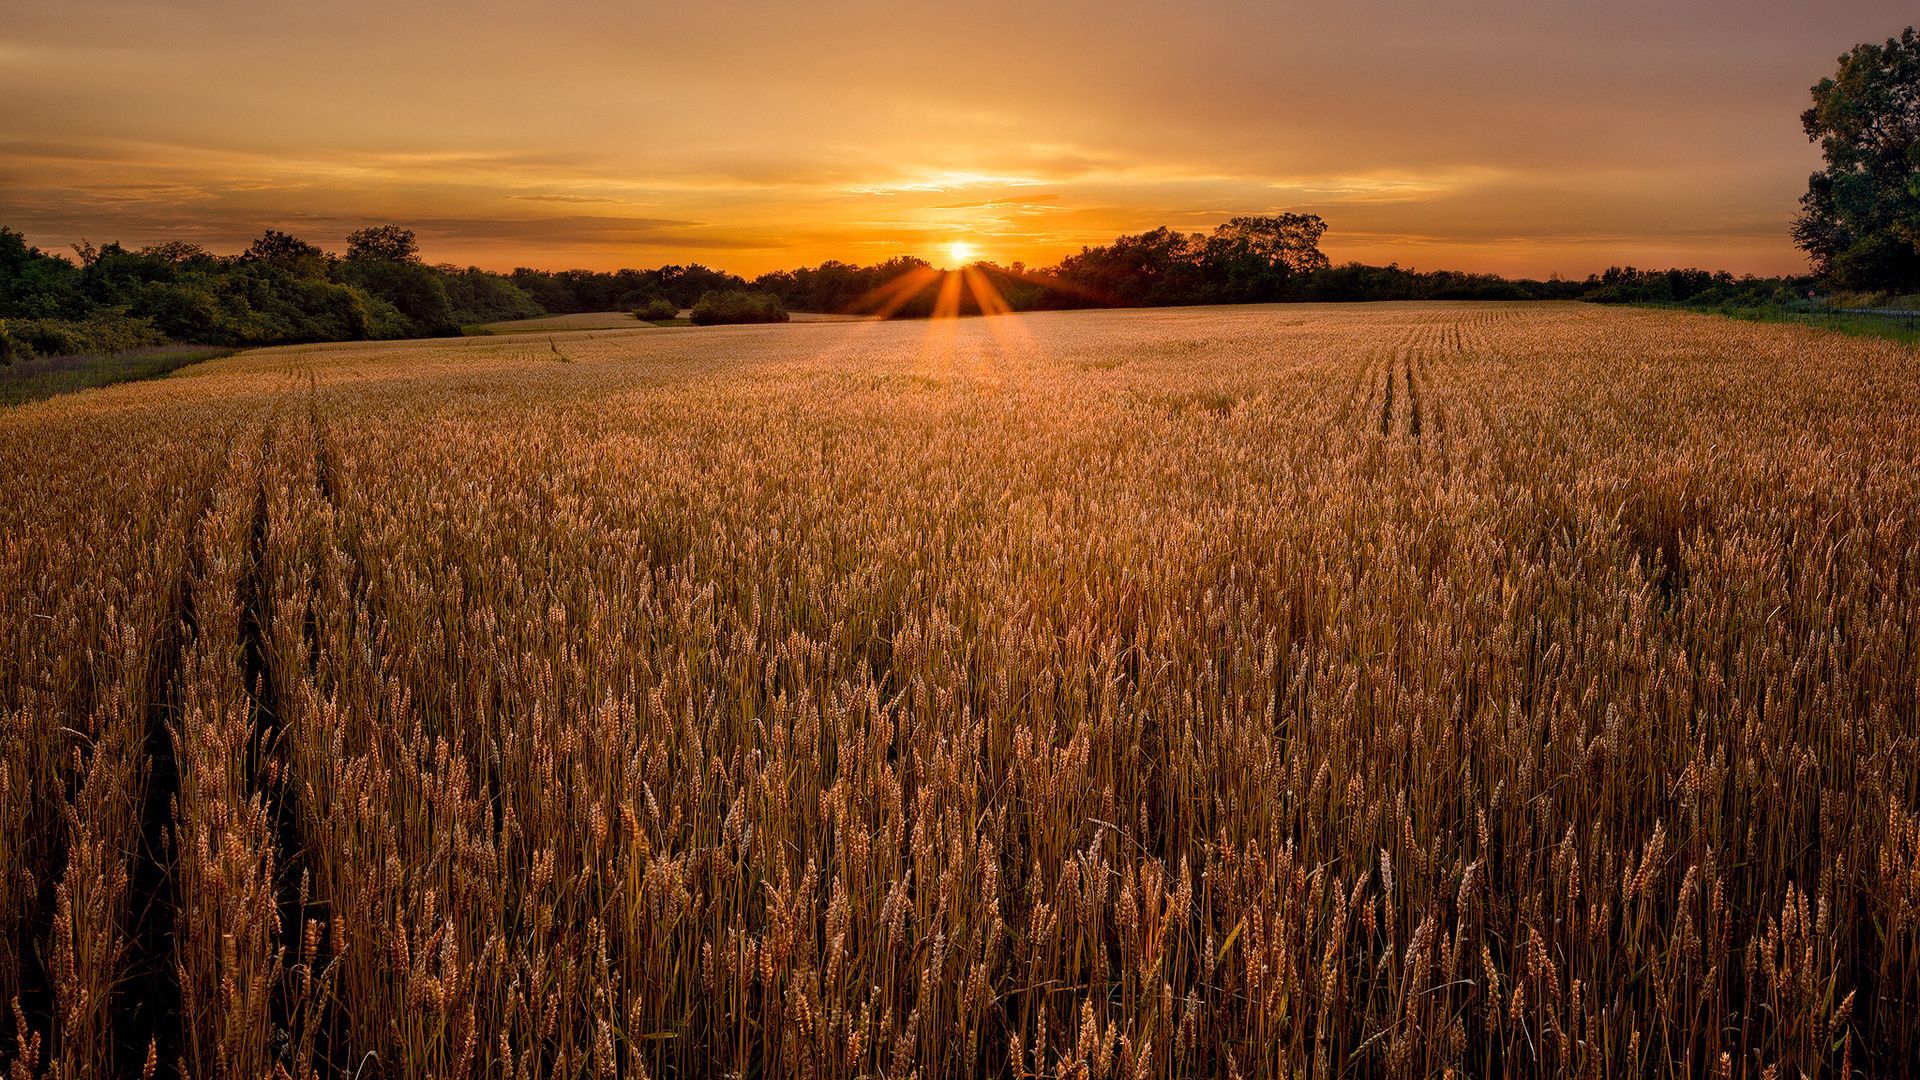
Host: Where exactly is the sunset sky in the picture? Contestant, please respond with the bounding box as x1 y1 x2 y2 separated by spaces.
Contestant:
2 2 1912 277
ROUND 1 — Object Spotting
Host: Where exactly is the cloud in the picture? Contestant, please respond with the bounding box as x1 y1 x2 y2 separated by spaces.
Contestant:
507 194 624 204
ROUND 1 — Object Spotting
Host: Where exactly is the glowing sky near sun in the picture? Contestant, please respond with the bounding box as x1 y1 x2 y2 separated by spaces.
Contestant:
1 1 1911 276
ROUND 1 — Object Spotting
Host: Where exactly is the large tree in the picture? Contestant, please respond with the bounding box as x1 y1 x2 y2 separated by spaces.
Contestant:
1208 214 1331 274
1792 27 1920 290
346 224 421 263
244 229 326 271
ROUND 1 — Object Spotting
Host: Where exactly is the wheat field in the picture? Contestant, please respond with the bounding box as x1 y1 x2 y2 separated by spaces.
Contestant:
2 302 1916 1078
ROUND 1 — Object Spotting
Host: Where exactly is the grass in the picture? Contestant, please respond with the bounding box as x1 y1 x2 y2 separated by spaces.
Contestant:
1 301 1917 1078
1684 303 1920 346
0 345 236 405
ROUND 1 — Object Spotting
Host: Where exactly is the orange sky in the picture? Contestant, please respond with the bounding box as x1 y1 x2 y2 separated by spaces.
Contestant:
2 2 1911 277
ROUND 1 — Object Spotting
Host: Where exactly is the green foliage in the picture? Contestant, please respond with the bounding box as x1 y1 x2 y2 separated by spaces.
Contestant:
0 319 27 365
133 279 224 341
128 261 379 346
2 223 551 351
512 264 749 313
634 297 679 322
5 313 168 357
1699 306 1920 347
337 258 459 337
1579 266 1811 308
1569 267 1920 345
689 289 789 325
0 227 86 319
1793 27 1920 289
442 266 543 325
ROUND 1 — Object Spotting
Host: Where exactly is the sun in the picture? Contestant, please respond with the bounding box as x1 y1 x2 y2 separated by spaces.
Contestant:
947 240 976 266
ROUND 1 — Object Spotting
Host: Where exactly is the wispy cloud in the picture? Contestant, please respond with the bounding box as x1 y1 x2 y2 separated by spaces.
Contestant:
507 194 624 204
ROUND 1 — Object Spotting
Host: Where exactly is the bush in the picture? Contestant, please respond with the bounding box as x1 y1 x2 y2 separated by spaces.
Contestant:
689 289 788 326
635 297 679 322
0 319 28 364
9 313 168 357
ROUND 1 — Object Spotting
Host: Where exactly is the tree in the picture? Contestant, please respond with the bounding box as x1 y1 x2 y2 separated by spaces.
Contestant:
346 224 420 263
438 266 542 324
337 258 457 336
1052 227 1207 307
1792 27 1920 289
688 289 788 325
1209 215 1331 274
635 297 679 321
1195 215 1329 303
138 240 213 266
245 229 325 267
0 227 86 319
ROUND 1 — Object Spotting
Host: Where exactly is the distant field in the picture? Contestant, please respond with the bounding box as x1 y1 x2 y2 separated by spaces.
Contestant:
3 303 1917 1078
478 309 652 332
478 309 869 333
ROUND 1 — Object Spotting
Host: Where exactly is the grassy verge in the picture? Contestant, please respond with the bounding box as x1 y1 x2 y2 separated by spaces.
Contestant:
644 317 693 327
1691 304 1920 345
0 345 238 406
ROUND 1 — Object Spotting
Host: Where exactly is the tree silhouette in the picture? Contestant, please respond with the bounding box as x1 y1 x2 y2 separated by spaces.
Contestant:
346 225 421 263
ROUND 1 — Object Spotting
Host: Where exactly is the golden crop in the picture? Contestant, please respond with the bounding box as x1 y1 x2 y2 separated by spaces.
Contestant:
1 301 1916 1078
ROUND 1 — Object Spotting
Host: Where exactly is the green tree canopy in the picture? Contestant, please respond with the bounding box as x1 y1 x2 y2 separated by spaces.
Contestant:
1792 27 1920 290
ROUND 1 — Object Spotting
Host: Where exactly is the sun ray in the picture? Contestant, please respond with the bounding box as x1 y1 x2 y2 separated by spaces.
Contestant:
961 265 1013 318
960 263 1039 365
851 265 942 319
931 268 965 321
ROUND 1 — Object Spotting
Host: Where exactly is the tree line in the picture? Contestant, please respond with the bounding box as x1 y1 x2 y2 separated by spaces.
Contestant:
748 217 1809 317
0 224 752 362
0 213 1815 365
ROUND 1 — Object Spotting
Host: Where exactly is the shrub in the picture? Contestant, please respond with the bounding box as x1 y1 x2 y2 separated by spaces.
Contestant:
0 319 28 364
635 297 679 322
9 313 167 357
688 289 788 326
